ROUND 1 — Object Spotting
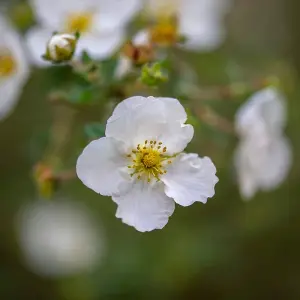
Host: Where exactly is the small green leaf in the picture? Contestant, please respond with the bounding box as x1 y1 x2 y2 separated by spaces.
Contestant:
81 50 93 64
84 123 105 139
100 57 118 84
68 85 94 104
140 62 168 87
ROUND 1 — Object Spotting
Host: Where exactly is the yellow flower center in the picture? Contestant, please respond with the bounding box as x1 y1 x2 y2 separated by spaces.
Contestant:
149 18 179 46
66 12 93 34
145 0 179 46
142 152 160 168
127 140 174 183
0 52 16 77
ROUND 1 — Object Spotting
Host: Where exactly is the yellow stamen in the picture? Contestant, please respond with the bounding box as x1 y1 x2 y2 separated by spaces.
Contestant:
0 52 16 77
149 16 179 47
126 140 176 182
66 12 93 33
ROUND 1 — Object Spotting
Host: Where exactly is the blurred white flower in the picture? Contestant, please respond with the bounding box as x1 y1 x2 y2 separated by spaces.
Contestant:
26 0 142 65
17 200 104 277
44 32 78 63
141 0 232 51
234 87 292 200
235 87 287 139
0 15 29 120
77 96 218 232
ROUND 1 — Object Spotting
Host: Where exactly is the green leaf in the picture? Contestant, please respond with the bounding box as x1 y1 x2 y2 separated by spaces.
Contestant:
140 62 168 87
84 123 105 139
68 85 94 104
81 50 93 64
100 57 118 84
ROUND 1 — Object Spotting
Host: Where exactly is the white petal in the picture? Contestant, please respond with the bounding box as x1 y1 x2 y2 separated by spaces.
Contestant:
145 0 180 17
235 135 292 200
111 96 187 123
179 0 230 50
0 78 24 120
76 137 130 196
0 15 29 120
113 181 175 232
234 141 258 200
162 153 218 206
257 137 292 191
31 0 141 33
180 20 226 51
96 0 142 28
115 56 132 79
235 87 287 138
106 96 193 153
133 30 150 46
30 0 99 29
26 27 51 66
77 31 124 60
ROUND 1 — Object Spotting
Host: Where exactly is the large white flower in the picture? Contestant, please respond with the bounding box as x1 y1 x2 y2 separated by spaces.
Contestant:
77 96 218 232
17 200 104 277
26 0 142 65
140 0 232 51
0 15 29 120
234 87 292 200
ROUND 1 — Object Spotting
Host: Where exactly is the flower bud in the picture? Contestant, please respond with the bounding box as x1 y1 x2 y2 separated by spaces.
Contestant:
140 62 168 87
33 163 56 199
122 41 154 66
42 32 79 63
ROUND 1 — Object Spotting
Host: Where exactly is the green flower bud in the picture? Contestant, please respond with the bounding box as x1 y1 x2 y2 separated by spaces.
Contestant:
42 32 79 64
140 62 168 87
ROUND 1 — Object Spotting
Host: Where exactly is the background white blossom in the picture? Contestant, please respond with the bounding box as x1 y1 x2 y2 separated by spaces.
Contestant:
0 15 29 120
234 87 292 200
16 200 105 277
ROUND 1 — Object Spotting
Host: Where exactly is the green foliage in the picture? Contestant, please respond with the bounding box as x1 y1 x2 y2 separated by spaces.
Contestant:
84 123 105 140
140 62 168 87
67 84 98 105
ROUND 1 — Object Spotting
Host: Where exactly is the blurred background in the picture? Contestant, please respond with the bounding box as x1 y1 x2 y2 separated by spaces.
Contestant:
0 0 299 299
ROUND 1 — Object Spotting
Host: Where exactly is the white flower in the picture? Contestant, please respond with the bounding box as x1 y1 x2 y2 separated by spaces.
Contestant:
16 200 104 277
0 15 29 120
140 0 232 51
26 0 142 65
234 87 292 200
77 96 218 232
44 32 78 63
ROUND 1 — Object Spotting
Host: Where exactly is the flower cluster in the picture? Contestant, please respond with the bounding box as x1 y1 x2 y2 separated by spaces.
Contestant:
77 96 218 232
0 0 294 237
0 15 29 120
26 0 142 65
234 87 292 200
25 0 231 65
